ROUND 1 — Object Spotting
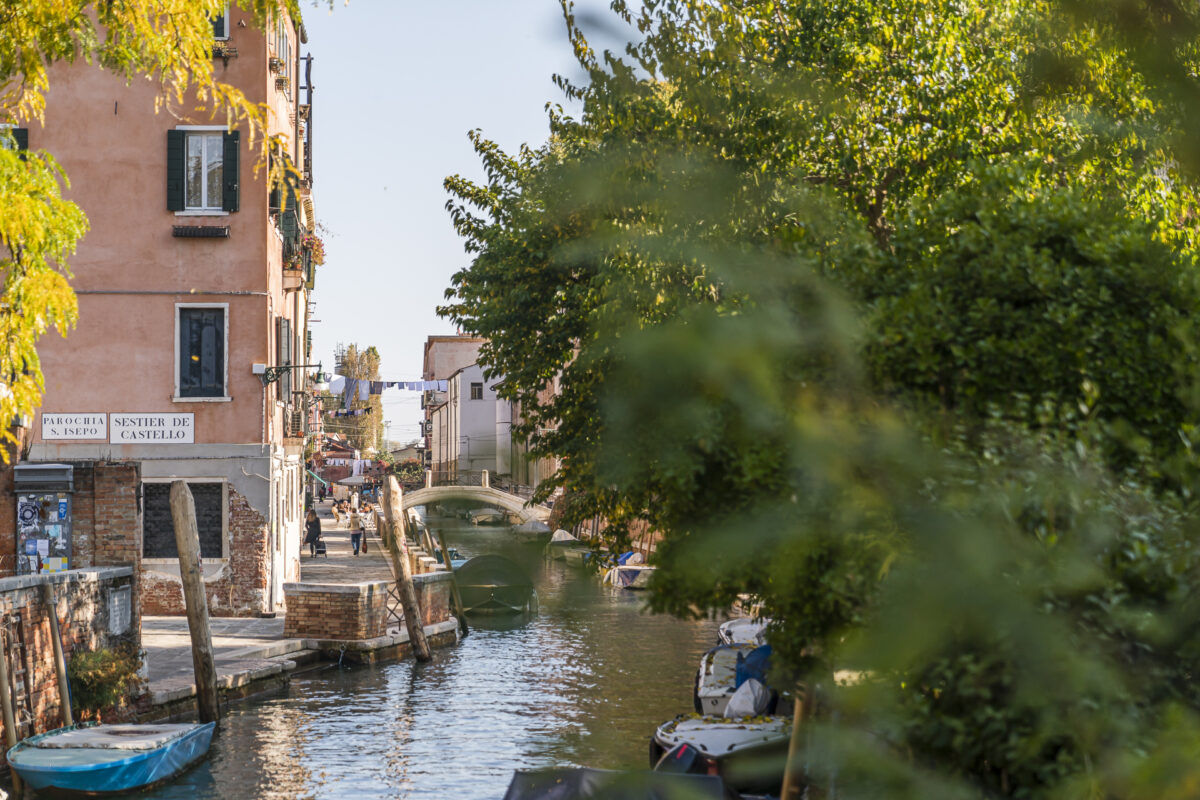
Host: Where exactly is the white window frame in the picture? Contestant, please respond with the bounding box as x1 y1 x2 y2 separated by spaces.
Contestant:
213 2 231 41
274 14 292 82
174 302 231 403
176 125 227 213
142 478 229 564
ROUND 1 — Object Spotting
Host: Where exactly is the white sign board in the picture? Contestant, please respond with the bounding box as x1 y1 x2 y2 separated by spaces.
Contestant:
41 413 107 440
110 413 195 444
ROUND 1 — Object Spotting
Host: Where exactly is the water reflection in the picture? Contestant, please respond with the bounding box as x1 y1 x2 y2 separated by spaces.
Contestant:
134 511 717 800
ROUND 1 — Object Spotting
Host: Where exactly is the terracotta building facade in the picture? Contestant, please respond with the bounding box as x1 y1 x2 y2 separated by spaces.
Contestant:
20 4 318 617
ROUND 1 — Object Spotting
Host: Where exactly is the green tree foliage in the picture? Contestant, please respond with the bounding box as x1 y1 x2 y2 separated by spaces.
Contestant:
329 343 383 454
442 0 1200 795
0 0 303 457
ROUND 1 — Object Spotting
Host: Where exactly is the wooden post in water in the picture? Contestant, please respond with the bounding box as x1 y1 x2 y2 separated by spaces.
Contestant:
0 627 22 796
435 529 469 637
779 691 809 798
41 584 73 728
383 476 432 662
169 480 220 724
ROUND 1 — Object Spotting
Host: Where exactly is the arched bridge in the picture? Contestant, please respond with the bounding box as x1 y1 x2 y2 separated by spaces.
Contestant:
400 470 551 523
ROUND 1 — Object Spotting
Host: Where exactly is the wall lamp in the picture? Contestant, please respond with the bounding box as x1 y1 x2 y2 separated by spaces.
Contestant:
253 361 328 387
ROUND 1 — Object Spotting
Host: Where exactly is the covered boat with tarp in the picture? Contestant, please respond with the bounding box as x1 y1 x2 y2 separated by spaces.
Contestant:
649 714 792 796
503 767 740 800
7 721 216 795
455 554 536 615
512 519 552 542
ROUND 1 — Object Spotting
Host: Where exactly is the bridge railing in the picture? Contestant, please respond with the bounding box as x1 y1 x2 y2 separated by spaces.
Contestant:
425 469 489 489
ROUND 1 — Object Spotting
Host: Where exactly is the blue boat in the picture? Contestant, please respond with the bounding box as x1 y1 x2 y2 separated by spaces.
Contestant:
7 721 216 794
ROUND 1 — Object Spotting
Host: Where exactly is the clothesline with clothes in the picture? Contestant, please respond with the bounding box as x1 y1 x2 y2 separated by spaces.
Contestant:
327 407 374 417
327 375 450 410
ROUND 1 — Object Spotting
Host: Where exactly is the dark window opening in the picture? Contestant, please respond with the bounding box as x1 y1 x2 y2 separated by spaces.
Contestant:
143 483 224 559
179 307 225 397
470 382 483 400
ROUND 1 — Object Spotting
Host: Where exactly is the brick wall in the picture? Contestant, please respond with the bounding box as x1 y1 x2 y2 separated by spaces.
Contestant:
142 484 270 617
282 572 453 640
281 583 389 640
0 461 141 580
0 567 138 766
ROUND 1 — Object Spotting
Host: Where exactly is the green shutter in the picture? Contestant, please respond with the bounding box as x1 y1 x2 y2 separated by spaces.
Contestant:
277 317 292 399
222 130 239 212
281 181 298 241
12 128 28 151
166 130 185 211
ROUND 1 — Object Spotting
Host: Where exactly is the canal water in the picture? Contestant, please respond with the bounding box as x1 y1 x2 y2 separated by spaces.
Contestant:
139 510 718 800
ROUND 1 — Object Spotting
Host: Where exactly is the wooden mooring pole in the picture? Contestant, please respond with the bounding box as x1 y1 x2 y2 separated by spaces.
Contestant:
435 529 469 638
169 480 220 724
40 584 72 728
384 476 432 662
0 627 21 797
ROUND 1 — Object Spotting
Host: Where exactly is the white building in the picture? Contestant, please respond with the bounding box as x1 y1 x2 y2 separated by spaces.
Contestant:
430 363 500 479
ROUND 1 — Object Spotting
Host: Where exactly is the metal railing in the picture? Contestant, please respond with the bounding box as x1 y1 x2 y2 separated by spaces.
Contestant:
427 469 486 488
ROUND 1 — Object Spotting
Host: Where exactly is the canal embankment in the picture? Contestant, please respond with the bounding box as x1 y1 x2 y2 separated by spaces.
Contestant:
140 502 457 721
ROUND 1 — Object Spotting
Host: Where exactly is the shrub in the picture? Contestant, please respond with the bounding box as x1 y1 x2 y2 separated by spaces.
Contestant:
67 645 143 716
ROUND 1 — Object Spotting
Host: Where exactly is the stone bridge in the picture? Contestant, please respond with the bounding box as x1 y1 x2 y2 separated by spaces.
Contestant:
400 470 551 523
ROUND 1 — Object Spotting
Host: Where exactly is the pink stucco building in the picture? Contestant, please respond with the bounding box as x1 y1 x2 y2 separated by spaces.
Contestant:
19 5 318 616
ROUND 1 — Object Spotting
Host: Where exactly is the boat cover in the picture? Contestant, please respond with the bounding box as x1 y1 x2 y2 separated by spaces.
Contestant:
503 768 739 800
734 644 772 689
718 618 771 647
456 554 532 588
549 529 578 543
724 679 770 718
654 715 792 755
33 724 195 750
9 722 216 794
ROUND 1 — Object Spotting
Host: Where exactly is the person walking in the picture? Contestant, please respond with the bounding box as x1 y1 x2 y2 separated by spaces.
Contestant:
303 509 322 557
349 509 363 556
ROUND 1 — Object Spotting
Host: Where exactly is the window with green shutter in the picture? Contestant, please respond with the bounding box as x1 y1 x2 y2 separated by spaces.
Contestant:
178 307 226 398
2 128 28 153
167 129 239 213
276 316 292 400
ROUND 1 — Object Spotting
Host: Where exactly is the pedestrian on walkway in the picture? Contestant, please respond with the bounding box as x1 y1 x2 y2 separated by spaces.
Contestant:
331 501 342 527
303 509 322 557
350 509 363 556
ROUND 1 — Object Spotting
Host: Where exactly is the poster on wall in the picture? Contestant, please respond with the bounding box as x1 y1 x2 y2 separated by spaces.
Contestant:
15 493 71 576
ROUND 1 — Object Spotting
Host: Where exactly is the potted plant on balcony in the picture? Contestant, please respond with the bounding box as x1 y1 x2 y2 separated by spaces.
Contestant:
301 232 326 266
275 75 290 92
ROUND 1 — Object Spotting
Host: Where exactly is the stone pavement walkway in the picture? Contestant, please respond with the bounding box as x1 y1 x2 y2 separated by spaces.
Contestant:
301 499 394 584
142 500 399 708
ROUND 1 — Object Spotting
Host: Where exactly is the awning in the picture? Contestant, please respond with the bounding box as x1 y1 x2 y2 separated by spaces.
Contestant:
306 469 327 486
337 475 369 486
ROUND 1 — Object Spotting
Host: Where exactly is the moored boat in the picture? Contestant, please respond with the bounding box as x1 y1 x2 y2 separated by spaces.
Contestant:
455 554 537 615
695 643 765 715
468 507 507 525
512 519 552 543
7 721 216 795
649 714 792 795
544 529 590 562
434 546 468 570
718 617 771 647
503 766 740 799
602 554 656 590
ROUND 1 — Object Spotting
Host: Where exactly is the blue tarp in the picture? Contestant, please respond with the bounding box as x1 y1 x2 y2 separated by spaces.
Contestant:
735 644 772 689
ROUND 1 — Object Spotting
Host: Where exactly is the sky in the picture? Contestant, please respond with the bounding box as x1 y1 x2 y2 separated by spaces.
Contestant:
302 1 614 444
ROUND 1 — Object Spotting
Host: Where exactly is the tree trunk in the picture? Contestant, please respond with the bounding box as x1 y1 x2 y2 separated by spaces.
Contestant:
383 476 432 662
169 480 220 724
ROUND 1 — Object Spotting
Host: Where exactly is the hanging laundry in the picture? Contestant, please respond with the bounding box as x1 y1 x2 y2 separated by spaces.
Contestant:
369 381 386 395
